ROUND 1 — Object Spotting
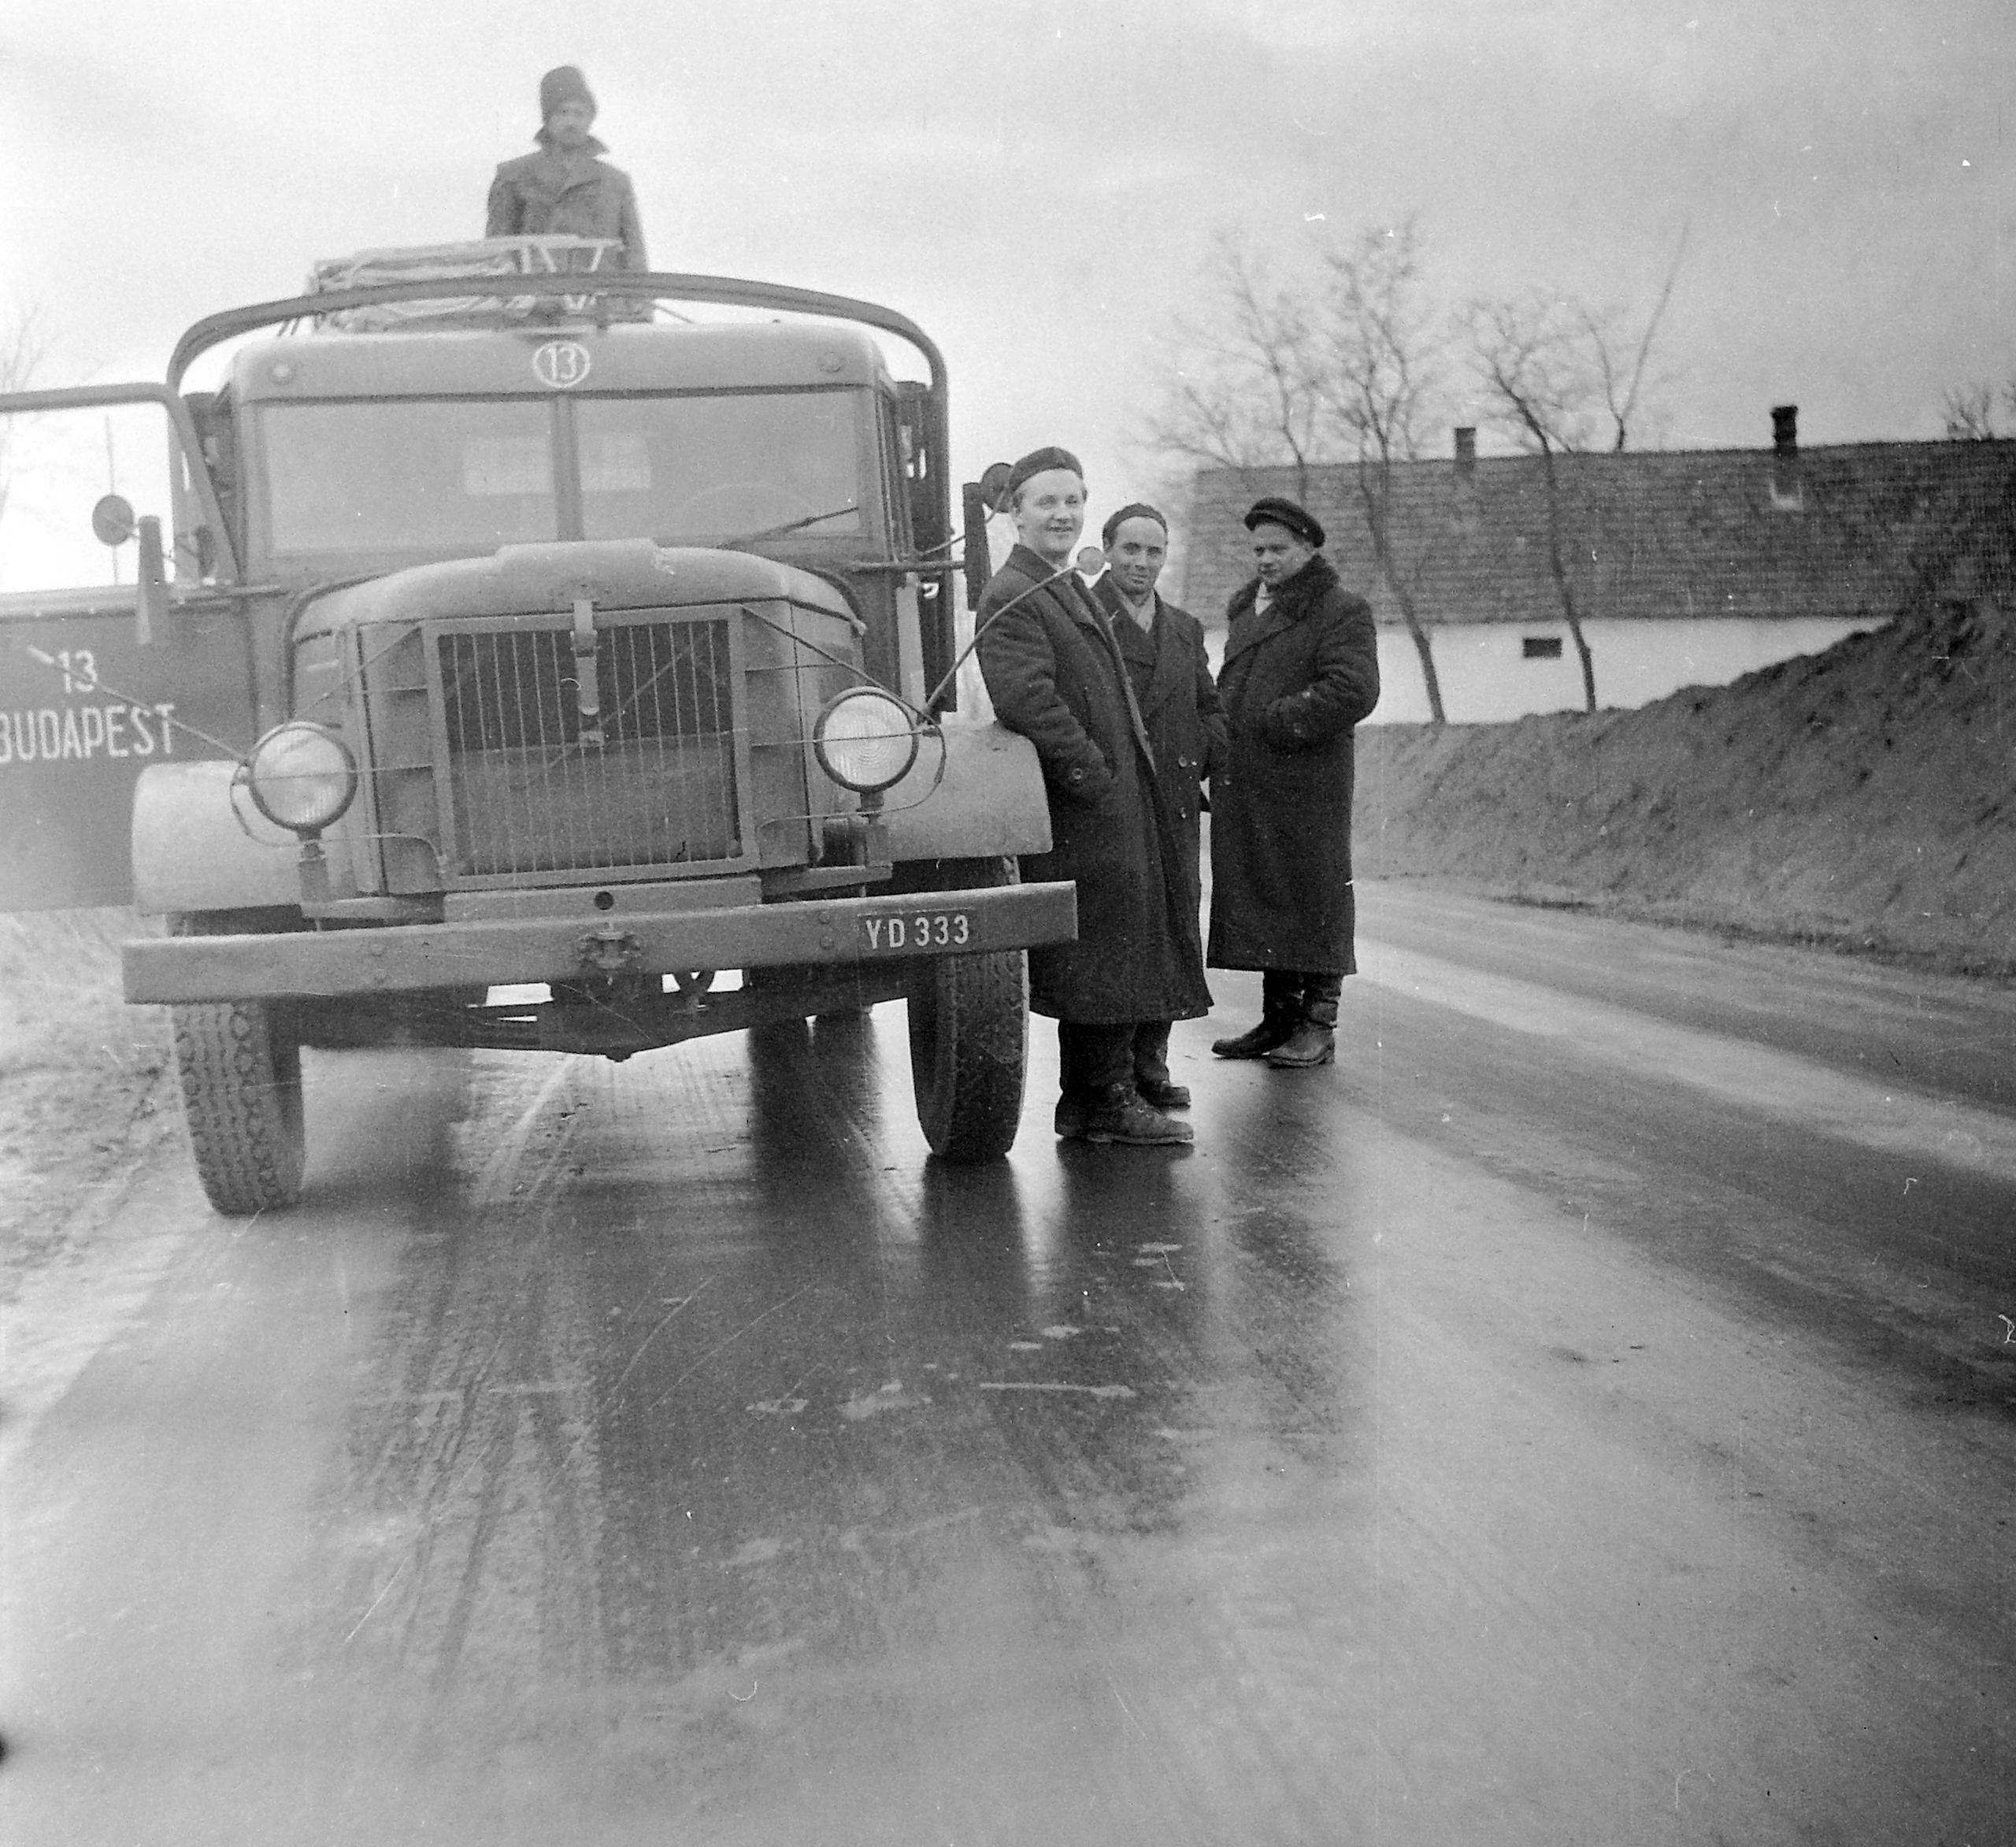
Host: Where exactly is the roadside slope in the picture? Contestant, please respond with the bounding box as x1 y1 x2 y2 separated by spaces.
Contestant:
0 911 175 1302
1355 599 2016 973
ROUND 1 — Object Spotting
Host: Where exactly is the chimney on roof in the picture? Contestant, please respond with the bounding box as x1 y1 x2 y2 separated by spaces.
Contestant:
1770 403 1803 510
1454 426 1477 482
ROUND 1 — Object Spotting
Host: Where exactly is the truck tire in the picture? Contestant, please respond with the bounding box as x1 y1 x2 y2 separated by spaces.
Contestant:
171 1000 307 1215
907 859 1028 1162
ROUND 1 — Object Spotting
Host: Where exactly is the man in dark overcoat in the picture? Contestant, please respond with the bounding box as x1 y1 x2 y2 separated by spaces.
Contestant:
487 66 649 270
1091 502 1226 1109
1209 495 1380 1069
976 451 1210 1146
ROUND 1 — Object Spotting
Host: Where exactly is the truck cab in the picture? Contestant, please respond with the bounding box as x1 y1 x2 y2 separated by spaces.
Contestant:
0 244 1072 1211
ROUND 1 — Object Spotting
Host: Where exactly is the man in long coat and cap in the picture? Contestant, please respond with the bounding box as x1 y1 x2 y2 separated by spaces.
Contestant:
976 451 1211 1145
487 66 649 270
1209 495 1380 1069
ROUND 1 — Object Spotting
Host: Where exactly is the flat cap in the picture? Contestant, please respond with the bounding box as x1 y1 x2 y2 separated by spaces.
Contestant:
1006 446 1085 499
1243 495 1324 548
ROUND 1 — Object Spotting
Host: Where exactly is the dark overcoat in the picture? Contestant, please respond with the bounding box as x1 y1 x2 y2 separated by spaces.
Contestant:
1092 574 1227 920
976 547 1211 1025
487 137 648 269
1208 551 1380 975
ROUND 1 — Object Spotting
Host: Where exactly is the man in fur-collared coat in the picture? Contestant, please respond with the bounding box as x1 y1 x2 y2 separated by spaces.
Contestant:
976 451 1210 1147
1091 502 1226 1110
1208 495 1380 1070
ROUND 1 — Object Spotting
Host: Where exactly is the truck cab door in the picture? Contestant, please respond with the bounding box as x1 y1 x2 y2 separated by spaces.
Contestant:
0 386 255 910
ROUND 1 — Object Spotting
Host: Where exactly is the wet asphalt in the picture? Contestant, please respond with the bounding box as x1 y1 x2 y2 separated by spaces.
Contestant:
2 882 2012 1845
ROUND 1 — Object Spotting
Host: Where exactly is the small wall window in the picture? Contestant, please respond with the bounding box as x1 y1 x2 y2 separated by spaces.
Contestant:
1521 635 1563 659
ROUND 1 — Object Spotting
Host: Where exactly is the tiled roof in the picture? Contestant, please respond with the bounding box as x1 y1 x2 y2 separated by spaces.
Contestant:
1177 438 2016 629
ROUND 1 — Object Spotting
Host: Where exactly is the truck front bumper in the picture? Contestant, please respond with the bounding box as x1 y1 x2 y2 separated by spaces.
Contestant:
124 881 1077 1005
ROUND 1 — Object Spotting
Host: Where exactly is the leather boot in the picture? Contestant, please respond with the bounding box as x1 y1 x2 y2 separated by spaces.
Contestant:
1082 1084 1195 1146
1211 980 1299 1060
1266 996 1337 1068
1132 1022 1189 1108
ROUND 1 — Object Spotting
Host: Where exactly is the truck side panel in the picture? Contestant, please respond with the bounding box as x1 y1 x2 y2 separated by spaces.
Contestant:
0 602 254 910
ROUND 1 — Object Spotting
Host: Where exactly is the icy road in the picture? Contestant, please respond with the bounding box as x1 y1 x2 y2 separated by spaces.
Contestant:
2 884 2012 1845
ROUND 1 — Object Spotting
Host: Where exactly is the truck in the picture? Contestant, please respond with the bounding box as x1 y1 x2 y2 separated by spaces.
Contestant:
0 241 1073 1213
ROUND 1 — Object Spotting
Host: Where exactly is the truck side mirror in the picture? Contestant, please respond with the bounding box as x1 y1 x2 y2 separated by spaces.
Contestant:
977 462 1014 514
92 493 137 547
91 495 171 643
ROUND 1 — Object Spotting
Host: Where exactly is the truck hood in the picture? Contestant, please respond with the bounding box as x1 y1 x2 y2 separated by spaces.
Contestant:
301 540 857 632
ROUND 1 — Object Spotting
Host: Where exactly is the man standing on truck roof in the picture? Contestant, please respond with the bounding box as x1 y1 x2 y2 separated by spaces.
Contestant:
487 65 648 271
976 449 1211 1148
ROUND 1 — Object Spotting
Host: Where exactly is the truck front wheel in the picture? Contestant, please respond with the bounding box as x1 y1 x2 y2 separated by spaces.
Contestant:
906 859 1028 1162
171 1000 307 1215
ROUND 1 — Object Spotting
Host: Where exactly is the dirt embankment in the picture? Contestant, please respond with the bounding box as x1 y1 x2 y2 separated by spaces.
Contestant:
1354 599 2016 974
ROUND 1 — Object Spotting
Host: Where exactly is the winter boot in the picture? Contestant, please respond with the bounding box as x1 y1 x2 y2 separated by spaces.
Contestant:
1211 976 1300 1060
1054 1090 1090 1140
1132 1022 1189 1108
1266 994 1338 1069
1082 1084 1195 1146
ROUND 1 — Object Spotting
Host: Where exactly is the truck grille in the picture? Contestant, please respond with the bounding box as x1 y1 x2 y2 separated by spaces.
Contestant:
436 616 743 877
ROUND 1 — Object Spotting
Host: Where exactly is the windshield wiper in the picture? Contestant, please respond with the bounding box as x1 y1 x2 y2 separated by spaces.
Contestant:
721 503 859 549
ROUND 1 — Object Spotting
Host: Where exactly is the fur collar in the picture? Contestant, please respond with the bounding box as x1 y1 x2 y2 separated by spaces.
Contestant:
1229 550 1340 623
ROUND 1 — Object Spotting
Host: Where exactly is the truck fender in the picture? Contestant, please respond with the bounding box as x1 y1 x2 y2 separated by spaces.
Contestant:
880 719 1053 862
131 759 304 916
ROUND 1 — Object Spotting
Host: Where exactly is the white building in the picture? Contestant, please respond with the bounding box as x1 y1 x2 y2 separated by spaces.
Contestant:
1176 414 2014 725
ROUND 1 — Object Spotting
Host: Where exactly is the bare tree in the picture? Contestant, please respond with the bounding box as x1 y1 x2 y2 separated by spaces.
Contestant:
1136 232 1322 501
0 303 50 532
1310 220 1447 722
1581 225 1688 452
1466 290 1603 710
1465 230 1688 712
1141 224 1682 723
1943 379 2016 440
1138 223 1454 722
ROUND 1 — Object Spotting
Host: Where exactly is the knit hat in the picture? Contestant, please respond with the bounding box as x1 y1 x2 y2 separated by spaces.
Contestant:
1005 446 1084 500
539 65 597 122
1101 502 1168 547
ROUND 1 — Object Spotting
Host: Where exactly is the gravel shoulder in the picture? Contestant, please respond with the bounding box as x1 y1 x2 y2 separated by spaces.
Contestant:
0 910 178 1307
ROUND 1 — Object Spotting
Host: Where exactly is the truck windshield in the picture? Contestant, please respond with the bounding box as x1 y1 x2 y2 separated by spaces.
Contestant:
577 392 863 542
256 388 867 562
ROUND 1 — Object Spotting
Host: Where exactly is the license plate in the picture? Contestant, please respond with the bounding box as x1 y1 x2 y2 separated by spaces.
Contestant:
859 910 973 955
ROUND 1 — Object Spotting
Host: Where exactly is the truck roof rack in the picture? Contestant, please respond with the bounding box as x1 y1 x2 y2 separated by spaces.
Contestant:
169 268 947 399
304 236 623 332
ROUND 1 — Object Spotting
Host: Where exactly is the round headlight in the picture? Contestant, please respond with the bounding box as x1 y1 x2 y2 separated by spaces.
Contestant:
245 722 358 833
813 688 920 794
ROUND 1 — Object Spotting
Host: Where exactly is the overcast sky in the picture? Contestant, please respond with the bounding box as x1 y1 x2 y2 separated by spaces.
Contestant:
3 0 2010 533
